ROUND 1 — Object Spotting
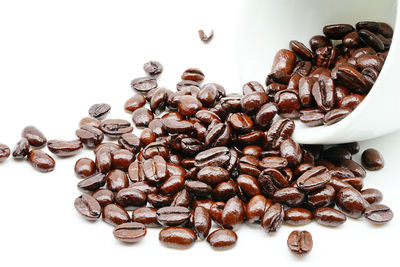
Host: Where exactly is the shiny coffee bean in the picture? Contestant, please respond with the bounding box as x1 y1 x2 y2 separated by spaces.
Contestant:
106 169 129 192
127 162 144 183
186 180 212 197
142 155 168 184
261 203 284 233
314 207 347 227
74 194 101 220
143 60 163 75
335 187 369 218
77 173 106 191
242 81 265 95
124 94 146 113
299 108 325 127
76 126 104 148
284 208 313 226
47 139 82 157
364 204 393 224
312 74 335 112
88 103 111 119
132 108 154 127
111 149 135 171
258 168 289 197
280 139 302 167
273 187 305 207
297 166 331 191
289 40 313 60
237 174 261 197
159 227 197 249
338 159 366 178
358 29 385 52
323 24 354 39
28 150 55 172
100 119 133 137
102 204 130 226
194 207 211 239
132 207 160 227
178 95 203 116
156 206 191 226
79 117 101 129
140 128 156 146
131 77 158 93
12 138 30 159
361 188 383 204
207 229 238 250
306 185 335 209
221 197 245 230
316 46 337 68
118 133 141 153
0 144 11 162
246 195 272 223
129 181 158 195
181 68 205 82
270 49 296 74
22 126 47 147
147 194 171 209
198 83 218 107
194 146 230 168
309 35 332 51
160 175 185 195
92 189 114 208
323 108 351 125
266 119 295 149
287 230 313 255
212 181 237 202
240 92 268 114
322 146 351 163
115 187 147 207
113 222 146 243
95 149 112 173
361 148 384 171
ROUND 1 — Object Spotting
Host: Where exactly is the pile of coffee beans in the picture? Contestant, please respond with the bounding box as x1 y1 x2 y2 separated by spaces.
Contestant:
0 20 394 255
266 21 393 126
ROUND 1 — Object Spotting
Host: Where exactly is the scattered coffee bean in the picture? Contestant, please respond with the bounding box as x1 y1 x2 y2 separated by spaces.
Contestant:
0 144 10 162
22 126 47 147
287 230 313 255
364 204 393 224
361 148 384 171
143 60 163 76
207 229 237 249
159 227 197 249
113 222 147 243
88 103 111 119
47 139 83 157
28 150 55 172
74 194 101 220
198 30 214 43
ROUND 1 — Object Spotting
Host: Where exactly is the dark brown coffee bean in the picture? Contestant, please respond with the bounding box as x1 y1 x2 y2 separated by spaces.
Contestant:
205 123 231 147
298 77 315 107
47 139 82 157
0 144 10 162
212 181 237 202
275 90 301 119
185 180 212 197
159 227 197 249
324 108 351 125
94 142 122 154
195 146 230 168
142 155 168 184
338 159 366 178
129 181 158 195
297 166 331 191
261 203 284 233
100 119 133 137
115 187 146 207
343 31 361 48
229 113 253 132
287 230 313 255
197 166 230 186
124 94 146 113
102 204 130 226
88 103 111 119
131 77 158 93
361 188 383 204
111 149 135 171
356 54 384 72
289 40 313 60
273 187 305 207
306 185 335 209
341 177 364 191
316 46 337 68
194 207 211 240
132 207 160 227
95 149 112 174
361 148 384 171
132 108 154 127
323 24 354 39
143 60 163 75
207 229 238 250
254 103 277 129
113 222 146 243
181 68 205 82
162 119 194 134
364 204 393 224
156 206 191 226
338 94 364 110
221 197 245 230
258 169 289 197
148 194 171 208
191 199 215 212
335 187 369 218
197 83 218 107
239 155 261 177
270 49 296 74
237 174 261 197
22 126 47 147
167 163 187 177
309 35 332 51
335 65 368 93
280 139 302 167
12 138 30 159
176 95 202 116
322 146 352 163
220 93 242 112
358 29 385 52
242 81 265 95
284 208 313 225
92 189 114 208
160 175 184 195
77 173 106 191
299 108 325 127
314 207 347 227
245 195 272 223
76 126 104 148
150 87 167 113
79 117 101 129
378 22 393 38
140 128 156 146
339 142 360 154
312 74 335 112
266 119 295 149
240 92 268 114
106 169 129 192
28 150 55 172
118 133 141 154
74 194 101 220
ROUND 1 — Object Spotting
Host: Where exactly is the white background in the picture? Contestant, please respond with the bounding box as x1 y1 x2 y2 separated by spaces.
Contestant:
0 1 399 266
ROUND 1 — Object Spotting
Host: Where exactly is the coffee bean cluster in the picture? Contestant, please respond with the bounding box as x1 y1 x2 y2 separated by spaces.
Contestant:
266 21 393 126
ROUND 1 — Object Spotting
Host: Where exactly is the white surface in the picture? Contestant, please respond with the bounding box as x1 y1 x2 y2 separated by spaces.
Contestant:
0 1 399 267
239 0 400 144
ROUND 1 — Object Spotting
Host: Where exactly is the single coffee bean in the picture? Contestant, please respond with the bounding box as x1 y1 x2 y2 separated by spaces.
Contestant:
156 206 191 226
118 133 141 153
106 169 129 192
0 144 11 162
254 103 278 129
92 189 115 208
341 177 364 191
150 87 168 113
314 207 347 227
289 40 313 60
132 108 154 127
102 204 130 226
79 117 101 129
207 229 238 250
143 60 163 76
323 24 354 39
309 35 332 51
181 68 205 82
159 227 197 249
340 142 360 154
280 139 303 167
12 138 30 158
323 108 351 125
284 208 313 226
312 74 335 112
335 65 367 93
28 150 55 172
185 180 212 197
22 126 47 147
361 148 384 171
76 126 104 148
47 139 83 157
198 83 219 107
221 197 245 230
338 159 366 178
299 108 325 127
142 155 168 184
74 194 101 220
237 174 261 197
132 207 160 227
358 29 385 52
246 195 272 223
361 188 383 204
124 94 147 113
287 230 313 255
322 146 352 163
197 166 230 185
129 181 158 195
364 204 393 224
315 46 337 68
258 168 289 197
240 92 268 114
113 222 147 243
273 187 305 207
77 173 106 191
100 119 133 137
212 180 237 202
342 31 361 48
306 185 336 209
194 146 230 168
148 193 171 209
335 187 369 218
131 77 158 93
270 49 296 74
261 203 284 233
162 119 194 134
194 207 211 240
95 149 112 173
111 149 135 171
266 119 295 149
115 187 147 207
160 175 185 195
242 81 265 95
297 166 331 191
88 103 111 119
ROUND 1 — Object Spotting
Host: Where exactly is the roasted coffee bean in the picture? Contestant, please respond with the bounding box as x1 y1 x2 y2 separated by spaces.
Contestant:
270 49 296 75
12 138 30 158
220 93 242 112
205 123 231 147
335 187 369 218
289 40 313 60
324 108 351 125
322 146 351 163
142 140 169 159
259 157 287 170
209 202 225 226
242 81 265 95
191 199 215 212
118 133 141 153
76 126 104 148
341 177 364 191
338 159 366 178
162 119 193 134
240 92 268 114
92 189 114 208
160 175 185 195
102 204 130 226
259 168 289 197
22 126 47 147
361 148 384 171
361 188 383 204
195 146 230 168
207 229 238 250
261 203 284 233
156 206 191 226
275 90 301 119
339 142 360 154
132 108 154 127
284 208 313 225
95 149 112 174
132 207 160 227
131 77 158 93
364 204 393 224
378 22 393 38
167 163 187 177
238 155 261 177
143 60 163 76
113 222 146 243
280 139 302 167
343 31 361 48
0 144 10 162
212 181 237 202
329 177 353 192
106 169 129 192
242 145 263 159
298 77 315 107
246 195 272 223
314 207 347 227
185 180 212 197
47 139 82 157
195 110 221 125
229 113 253 132
312 74 335 112
140 128 156 146
181 68 205 82
124 94 146 113
254 103 277 129
74 194 101 220
28 150 55 172
306 185 335 209
79 117 101 129
297 166 331 191
150 87 167 113
358 29 385 52
273 187 305 207
176 95 202 116
111 149 134 171
323 24 354 39
237 174 261 197
266 119 295 149
338 94 364 110
221 197 245 230
197 166 230 186
115 187 147 207
335 65 367 93
159 227 197 249
293 60 312 76
77 173 106 191
100 119 133 137
309 35 332 51
194 207 211 239
88 103 111 119
287 230 313 255
130 181 158 195
316 46 337 68
197 83 218 107
299 108 325 127
142 155 168 184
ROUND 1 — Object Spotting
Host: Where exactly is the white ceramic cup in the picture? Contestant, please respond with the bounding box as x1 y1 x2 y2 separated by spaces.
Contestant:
237 0 399 144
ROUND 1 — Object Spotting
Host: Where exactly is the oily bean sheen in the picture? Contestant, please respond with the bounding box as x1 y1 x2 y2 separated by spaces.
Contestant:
132 207 160 227
287 230 313 255
323 24 354 39
197 166 230 185
77 173 106 191
124 94 146 112
115 188 147 207
246 195 272 223
261 203 284 233
361 148 384 171
297 166 331 191
113 222 147 243
159 227 197 249
12 138 30 158
74 194 101 220
194 207 211 240
314 207 346 227
364 204 393 224
88 103 111 119
92 189 114 208
22 126 47 147
79 117 101 129
156 206 191 226
335 187 369 218
194 146 230 168
131 77 158 93
102 204 130 226
221 197 244 229
76 126 104 148
101 119 133 137
47 139 83 157
0 144 10 162
284 208 313 226
207 229 238 250
361 188 383 204
28 150 55 172
273 187 305 207
143 60 163 76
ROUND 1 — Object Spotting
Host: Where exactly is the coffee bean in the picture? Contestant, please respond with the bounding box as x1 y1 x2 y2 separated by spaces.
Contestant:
194 146 230 168
361 188 383 204
77 173 106 191
242 81 265 95
150 87 168 113
197 166 230 185
156 206 191 226
106 169 129 192
132 207 160 227
159 227 197 249
280 139 302 167
287 230 313 255
245 195 272 223
364 204 393 224
124 94 147 113
221 197 245 230
194 207 211 239
261 203 284 233
143 60 163 76
266 119 295 149
118 133 141 153
79 117 101 129
142 155 168 184
92 189 114 208
297 166 331 191
160 175 185 195
12 138 30 159
198 83 219 107
323 108 351 125
131 77 158 93
240 92 268 114
314 207 347 227
322 146 352 163
323 24 354 39
111 149 135 171
74 194 101 220
113 222 147 243
309 35 332 51
100 119 133 137
335 65 367 93
22 126 47 147
306 185 335 209
258 168 289 197
207 229 238 249
237 174 261 197
299 108 325 127
289 40 313 60
88 103 111 119
185 180 212 197
273 187 305 207
0 144 11 162
28 150 55 172
115 187 147 207
312 74 335 112
270 49 296 75
212 180 237 202
102 204 130 226
275 90 301 119
181 68 205 82
361 148 384 171
316 46 337 68
343 31 361 48
358 29 385 52
76 126 104 148
47 139 83 157
284 208 313 225
335 187 369 218
132 108 154 127
338 159 366 178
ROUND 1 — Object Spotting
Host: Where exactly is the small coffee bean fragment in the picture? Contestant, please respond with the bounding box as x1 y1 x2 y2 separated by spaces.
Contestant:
361 148 384 171
287 230 313 255
0 144 10 162
113 222 147 243
198 30 214 43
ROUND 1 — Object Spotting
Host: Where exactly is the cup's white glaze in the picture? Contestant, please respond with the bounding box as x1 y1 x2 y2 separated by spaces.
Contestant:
237 0 399 144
